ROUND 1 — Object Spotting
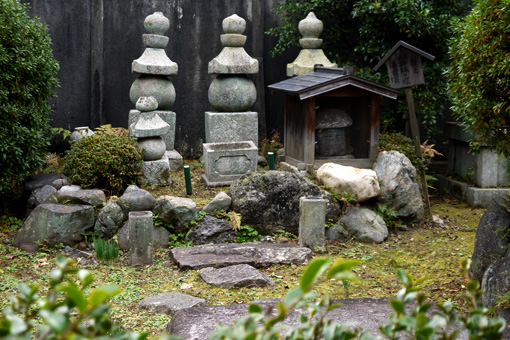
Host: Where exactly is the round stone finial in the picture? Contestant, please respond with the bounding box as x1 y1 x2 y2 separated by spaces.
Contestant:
144 12 170 35
298 12 323 39
222 14 246 34
136 96 158 112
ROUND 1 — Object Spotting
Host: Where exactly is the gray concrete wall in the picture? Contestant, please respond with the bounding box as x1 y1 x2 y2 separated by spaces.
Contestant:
22 0 293 157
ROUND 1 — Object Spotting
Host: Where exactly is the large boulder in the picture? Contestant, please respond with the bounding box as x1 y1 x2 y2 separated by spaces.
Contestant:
138 292 206 316
56 188 106 207
154 196 197 233
26 185 57 211
481 259 510 308
187 215 237 245
94 200 125 239
14 203 95 251
317 163 380 203
470 203 510 282
118 187 156 213
229 171 340 235
373 151 423 222
340 207 388 243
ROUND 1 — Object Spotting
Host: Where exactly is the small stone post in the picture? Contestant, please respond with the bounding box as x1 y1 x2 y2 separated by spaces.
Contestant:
299 196 326 249
129 211 154 266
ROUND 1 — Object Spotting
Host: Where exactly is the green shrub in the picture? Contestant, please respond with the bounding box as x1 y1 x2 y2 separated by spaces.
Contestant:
378 132 425 171
63 134 143 194
92 234 120 261
0 0 59 198
447 0 510 157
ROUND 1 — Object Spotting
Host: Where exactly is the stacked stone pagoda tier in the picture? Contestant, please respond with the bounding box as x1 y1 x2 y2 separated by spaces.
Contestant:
128 12 183 186
287 12 337 77
202 14 259 186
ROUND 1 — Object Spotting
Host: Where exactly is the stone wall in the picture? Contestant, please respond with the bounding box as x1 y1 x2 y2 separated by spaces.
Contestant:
22 0 294 156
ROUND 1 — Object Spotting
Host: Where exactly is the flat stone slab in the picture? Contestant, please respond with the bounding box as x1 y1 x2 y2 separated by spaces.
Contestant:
199 264 275 288
138 292 206 316
166 298 469 340
170 243 312 270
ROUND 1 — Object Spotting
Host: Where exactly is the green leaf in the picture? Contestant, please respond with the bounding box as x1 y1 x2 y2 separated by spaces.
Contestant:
300 257 331 291
248 304 263 314
39 310 69 333
327 259 361 279
88 285 121 308
396 269 410 286
389 299 405 315
61 284 87 313
284 287 303 307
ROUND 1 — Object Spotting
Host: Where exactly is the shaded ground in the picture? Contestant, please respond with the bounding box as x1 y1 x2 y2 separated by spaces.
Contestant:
0 161 486 338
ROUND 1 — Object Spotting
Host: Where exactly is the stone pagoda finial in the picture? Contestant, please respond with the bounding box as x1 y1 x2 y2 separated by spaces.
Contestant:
287 12 337 77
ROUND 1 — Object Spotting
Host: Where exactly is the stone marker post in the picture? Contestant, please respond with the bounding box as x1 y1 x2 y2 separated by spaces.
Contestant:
299 196 326 249
129 211 154 266
202 14 259 186
128 12 183 186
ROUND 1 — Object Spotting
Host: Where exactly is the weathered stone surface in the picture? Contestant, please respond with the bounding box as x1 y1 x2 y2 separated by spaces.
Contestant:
202 141 258 186
373 151 424 222
130 112 170 138
70 126 94 142
340 207 388 244
59 185 82 193
481 259 510 308
56 189 106 207
470 203 510 282
167 298 468 340
138 136 167 161
24 173 61 192
14 204 95 252
287 47 336 77
94 200 125 239
199 264 275 288
229 171 340 235
187 216 237 245
326 224 350 243
129 211 153 266
202 192 232 214
299 196 326 249
139 156 171 186
205 111 258 145
317 163 380 203
51 178 68 190
170 243 312 270
27 185 58 209
208 75 257 112
118 188 156 213
116 223 170 250
138 292 206 316
130 76 176 110
154 196 197 233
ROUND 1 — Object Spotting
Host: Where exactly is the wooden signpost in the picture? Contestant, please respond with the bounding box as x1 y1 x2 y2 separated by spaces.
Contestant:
374 41 435 218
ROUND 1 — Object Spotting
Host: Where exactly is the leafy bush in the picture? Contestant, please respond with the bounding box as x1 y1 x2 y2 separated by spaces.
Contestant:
63 134 143 194
0 0 59 198
267 0 472 138
237 225 261 243
447 0 510 157
378 132 425 171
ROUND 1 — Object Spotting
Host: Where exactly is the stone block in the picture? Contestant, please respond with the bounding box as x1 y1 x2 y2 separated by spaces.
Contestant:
205 111 258 146
140 156 171 186
129 211 153 266
299 196 326 249
165 150 183 172
129 110 176 150
202 141 258 186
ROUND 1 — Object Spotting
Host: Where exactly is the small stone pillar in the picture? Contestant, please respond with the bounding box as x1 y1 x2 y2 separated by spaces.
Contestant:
202 14 259 186
287 12 337 77
129 211 154 266
128 12 183 182
299 196 326 249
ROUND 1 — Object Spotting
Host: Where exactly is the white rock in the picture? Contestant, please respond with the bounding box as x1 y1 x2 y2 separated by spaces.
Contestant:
317 163 380 202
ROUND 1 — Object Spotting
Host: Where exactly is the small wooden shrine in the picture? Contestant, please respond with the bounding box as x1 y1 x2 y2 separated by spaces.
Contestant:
268 66 399 171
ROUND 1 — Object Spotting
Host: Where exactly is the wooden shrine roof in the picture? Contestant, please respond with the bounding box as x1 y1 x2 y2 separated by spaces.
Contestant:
268 66 399 100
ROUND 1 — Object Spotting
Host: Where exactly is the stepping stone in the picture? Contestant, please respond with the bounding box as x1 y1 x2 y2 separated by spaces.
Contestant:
138 292 206 316
166 298 469 340
170 243 312 270
199 264 275 288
